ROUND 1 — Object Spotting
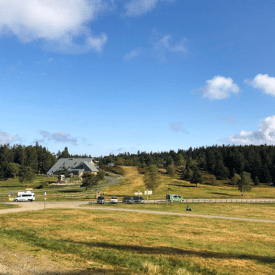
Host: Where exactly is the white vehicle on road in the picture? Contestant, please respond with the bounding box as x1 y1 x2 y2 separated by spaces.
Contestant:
110 196 119 204
14 191 35 202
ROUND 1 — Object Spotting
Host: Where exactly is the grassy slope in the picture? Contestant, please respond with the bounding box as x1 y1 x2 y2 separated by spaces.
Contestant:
103 166 275 200
0 166 275 274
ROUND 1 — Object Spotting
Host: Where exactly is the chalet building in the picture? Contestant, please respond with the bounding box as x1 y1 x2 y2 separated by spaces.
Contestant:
46 158 99 176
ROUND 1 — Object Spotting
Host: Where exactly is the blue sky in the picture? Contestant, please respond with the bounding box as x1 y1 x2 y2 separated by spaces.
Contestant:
1 0 275 157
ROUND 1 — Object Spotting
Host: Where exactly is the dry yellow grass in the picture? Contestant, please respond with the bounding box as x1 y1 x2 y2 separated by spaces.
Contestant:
2 208 274 274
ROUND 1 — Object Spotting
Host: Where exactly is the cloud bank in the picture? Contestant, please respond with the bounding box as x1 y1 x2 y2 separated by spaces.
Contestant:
246 74 275 97
201 76 240 100
228 115 275 145
0 0 108 53
39 131 77 145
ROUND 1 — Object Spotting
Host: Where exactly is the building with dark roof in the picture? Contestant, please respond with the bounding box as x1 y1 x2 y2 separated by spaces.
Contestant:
46 158 99 176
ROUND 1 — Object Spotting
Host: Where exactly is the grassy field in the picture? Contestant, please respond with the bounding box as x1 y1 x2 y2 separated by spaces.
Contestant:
0 208 274 274
82 202 275 220
0 167 275 274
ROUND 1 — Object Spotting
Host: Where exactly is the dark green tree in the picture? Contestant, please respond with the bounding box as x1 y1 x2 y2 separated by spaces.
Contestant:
232 151 245 174
262 163 272 184
5 163 20 178
81 173 99 191
97 170 105 181
144 164 160 191
238 171 252 196
60 147 70 158
181 165 193 181
190 166 203 187
19 166 35 184
214 158 229 180
254 176 260 186
206 150 216 173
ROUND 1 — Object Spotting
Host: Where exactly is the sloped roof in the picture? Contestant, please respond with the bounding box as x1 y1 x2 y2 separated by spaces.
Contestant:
47 158 98 175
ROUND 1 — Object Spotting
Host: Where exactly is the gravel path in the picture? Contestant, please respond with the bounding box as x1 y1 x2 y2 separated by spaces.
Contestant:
1 201 275 223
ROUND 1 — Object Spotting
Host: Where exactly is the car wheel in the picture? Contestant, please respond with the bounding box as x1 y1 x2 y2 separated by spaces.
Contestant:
15 199 18 202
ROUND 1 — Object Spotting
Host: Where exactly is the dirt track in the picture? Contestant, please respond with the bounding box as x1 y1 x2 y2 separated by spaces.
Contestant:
1 201 275 223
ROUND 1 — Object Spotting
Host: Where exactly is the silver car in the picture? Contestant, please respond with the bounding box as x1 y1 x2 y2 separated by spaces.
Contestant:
110 196 119 204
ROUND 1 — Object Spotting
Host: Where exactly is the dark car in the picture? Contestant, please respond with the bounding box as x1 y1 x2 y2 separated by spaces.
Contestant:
122 197 134 204
133 196 145 203
97 196 105 204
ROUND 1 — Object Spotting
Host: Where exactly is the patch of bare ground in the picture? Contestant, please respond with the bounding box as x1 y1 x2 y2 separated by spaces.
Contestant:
0 248 81 275
0 245 128 275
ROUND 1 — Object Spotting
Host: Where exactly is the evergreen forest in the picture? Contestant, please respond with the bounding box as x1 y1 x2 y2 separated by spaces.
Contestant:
1 142 275 186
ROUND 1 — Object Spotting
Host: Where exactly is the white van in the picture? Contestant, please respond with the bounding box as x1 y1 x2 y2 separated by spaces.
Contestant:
14 191 35 202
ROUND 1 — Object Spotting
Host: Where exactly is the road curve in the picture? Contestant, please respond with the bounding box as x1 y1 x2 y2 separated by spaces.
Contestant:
1 201 275 223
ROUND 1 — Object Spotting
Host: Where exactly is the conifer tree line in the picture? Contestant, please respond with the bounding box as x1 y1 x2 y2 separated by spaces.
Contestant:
0 142 56 179
1 142 275 185
97 144 275 185
0 144 93 179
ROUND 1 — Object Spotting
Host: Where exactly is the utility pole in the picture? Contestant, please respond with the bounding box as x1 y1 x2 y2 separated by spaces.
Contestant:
44 192 47 211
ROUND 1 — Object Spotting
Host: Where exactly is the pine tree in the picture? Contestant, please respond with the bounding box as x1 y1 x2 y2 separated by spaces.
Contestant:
206 150 216 174
190 166 203 187
262 163 272 184
214 158 228 180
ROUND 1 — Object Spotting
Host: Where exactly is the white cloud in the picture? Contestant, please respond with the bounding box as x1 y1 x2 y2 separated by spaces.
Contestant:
39 130 77 145
0 0 108 53
125 0 159 16
125 0 174 16
152 34 187 61
170 122 189 134
228 115 275 145
155 35 186 53
0 131 20 144
124 48 142 61
201 76 240 100
246 74 275 97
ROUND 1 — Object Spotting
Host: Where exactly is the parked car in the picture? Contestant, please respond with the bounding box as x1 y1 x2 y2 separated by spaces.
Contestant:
13 191 35 202
133 196 145 203
166 194 184 202
122 197 134 204
110 196 119 204
97 196 105 204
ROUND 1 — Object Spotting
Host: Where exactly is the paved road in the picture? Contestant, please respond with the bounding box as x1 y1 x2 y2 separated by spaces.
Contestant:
99 175 122 187
1 201 275 223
